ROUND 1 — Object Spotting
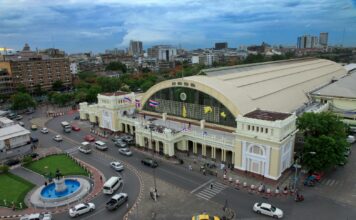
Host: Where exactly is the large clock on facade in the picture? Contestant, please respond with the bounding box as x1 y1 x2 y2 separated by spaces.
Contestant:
180 92 187 101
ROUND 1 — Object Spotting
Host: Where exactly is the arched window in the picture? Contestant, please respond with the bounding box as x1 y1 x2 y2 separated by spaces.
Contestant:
249 145 264 155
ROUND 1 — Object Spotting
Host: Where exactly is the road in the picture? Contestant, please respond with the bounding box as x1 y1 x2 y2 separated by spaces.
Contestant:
27 109 356 220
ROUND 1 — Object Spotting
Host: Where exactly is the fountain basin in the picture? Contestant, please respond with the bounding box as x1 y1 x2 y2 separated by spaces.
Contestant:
41 179 80 199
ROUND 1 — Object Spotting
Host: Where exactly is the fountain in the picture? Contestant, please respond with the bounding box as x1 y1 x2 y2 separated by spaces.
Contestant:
29 169 91 208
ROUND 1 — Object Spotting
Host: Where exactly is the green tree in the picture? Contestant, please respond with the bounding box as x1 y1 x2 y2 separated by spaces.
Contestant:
105 61 127 73
11 92 36 110
33 84 44 96
52 80 64 91
74 90 88 103
96 76 121 92
86 85 102 103
16 83 27 93
297 112 349 171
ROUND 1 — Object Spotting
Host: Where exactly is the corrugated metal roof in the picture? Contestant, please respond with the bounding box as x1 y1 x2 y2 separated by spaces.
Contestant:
0 124 30 140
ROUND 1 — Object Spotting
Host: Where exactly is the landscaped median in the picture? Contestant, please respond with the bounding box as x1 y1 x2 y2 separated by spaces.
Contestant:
24 154 90 177
0 172 34 209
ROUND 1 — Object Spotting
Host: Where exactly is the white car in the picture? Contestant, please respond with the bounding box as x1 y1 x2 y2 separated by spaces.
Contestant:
53 135 63 142
118 148 133 156
19 121 25 127
253 202 283 219
110 161 124 171
69 203 95 218
20 213 52 220
41 127 49 134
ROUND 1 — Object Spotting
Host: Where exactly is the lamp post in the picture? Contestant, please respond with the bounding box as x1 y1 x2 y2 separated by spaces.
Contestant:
149 124 157 195
293 151 316 191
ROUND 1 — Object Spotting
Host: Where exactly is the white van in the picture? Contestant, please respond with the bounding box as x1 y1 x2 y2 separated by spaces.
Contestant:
94 140 108 151
103 176 123 194
78 142 92 154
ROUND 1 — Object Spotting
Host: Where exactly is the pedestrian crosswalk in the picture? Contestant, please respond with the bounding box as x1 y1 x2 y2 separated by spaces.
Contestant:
195 181 227 200
319 178 342 187
65 147 78 155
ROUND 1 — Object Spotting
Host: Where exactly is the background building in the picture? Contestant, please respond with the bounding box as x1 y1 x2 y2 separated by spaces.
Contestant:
215 42 228 50
297 35 319 49
129 40 143 56
148 45 177 62
319 32 329 47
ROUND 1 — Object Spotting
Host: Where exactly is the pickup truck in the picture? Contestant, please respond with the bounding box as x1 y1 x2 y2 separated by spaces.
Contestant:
105 193 128 211
20 213 52 220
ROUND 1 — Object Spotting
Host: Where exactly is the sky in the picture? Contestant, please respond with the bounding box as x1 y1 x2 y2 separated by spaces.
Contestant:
0 0 356 53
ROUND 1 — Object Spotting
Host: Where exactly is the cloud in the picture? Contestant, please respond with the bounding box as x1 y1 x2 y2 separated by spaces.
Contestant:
0 0 355 52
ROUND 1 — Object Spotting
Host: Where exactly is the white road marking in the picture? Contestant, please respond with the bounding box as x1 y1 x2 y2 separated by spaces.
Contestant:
194 181 228 201
190 179 214 194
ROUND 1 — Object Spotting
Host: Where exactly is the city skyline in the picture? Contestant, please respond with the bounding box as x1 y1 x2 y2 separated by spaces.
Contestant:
0 0 356 53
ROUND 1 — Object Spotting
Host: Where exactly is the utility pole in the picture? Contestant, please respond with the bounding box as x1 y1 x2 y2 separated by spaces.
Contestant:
149 124 157 195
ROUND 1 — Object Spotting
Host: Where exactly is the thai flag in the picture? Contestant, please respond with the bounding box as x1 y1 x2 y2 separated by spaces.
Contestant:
124 97 131 102
149 99 159 107
135 99 141 108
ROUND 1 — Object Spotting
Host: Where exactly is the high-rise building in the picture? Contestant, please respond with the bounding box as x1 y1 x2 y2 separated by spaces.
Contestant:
319 32 329 47
215 42 228 50
147 45 177 61
0 44 72 93
297 35 319 49
128 40 143 56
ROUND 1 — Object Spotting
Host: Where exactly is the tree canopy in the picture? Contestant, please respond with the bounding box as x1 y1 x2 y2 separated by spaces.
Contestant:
11 92 36 110
105 61 127 73
297 112 349 172
52 80 64 91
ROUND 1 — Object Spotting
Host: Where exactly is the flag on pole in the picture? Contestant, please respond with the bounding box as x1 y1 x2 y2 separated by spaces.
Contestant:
182 105 187 118
149 99 159 107
124 97 132 102
203 106 213 114
135 99 141 108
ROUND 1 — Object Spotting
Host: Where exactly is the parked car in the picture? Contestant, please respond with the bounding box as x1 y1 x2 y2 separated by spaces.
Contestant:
5 158 20 166
68 203 95 218
18 121 25 127
30 136 39 143
31 124 38 130
115 140 127 148
7 112 17 119
253 202 283 219
53 135 63 142
84 134 95 142
25 108 35 115
105 193 128 211
40 127 49 134
20 213 52 220
71 125 80 131
347 135 355 144
112 135 122 142
118 148 133 156
74 115 80 120
15 115 23 120
141 158 158 168
110 161 124 171
192 214 220 220
121 135 134 143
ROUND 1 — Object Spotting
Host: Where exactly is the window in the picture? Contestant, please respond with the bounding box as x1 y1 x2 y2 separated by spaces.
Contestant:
256 127 259 132
265 128 268 133
177 82 182 85
250 145 263 155
190 83 195 87
247 125 250 130
184 82 189 86
172 82 176 86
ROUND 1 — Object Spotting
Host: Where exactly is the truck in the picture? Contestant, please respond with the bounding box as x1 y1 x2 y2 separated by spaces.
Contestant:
61 121 71 133
105 193 128 211
20 213 52 220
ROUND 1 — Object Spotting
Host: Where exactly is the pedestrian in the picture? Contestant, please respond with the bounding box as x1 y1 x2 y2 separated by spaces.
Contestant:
189 165 192 171
100 175 103 182
203 169 206 176
210 183 213 189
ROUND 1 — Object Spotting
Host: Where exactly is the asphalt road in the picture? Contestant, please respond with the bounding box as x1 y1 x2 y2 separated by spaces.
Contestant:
28 110 356 220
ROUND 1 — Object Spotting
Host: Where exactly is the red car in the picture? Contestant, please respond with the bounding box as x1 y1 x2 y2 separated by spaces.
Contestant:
72 125 81 131
84 134 95 142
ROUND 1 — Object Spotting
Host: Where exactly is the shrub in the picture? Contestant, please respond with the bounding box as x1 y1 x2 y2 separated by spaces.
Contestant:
0 165 9 173
22 156 33 165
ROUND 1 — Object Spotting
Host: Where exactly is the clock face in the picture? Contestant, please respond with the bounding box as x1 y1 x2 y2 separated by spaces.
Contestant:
180 92 187 101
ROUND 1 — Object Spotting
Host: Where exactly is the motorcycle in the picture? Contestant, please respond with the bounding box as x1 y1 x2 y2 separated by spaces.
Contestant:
295 195 304 202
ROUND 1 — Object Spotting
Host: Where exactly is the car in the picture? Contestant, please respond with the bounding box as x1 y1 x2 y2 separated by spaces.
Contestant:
31 124 38 130
26 108 35 115
40 127 49 134
18 121 25 127
15 115 23 120
253 202 283 219
68 203 95 218
347 135 355 144
30 136 39 143
105 193 128 211
20 213 52 220
115 140 127 148
192 214 220 220
5 158 20 166
53 135 63 142
78 142 92 154
118 148 133 156
112 135 123 142
71 125 80 131
74 115 80 120
7 112 17 119
110 161 124 171
121 135 134 143
344 148 351 157
94 140 108 151
141 158 158 168
84 134 95 142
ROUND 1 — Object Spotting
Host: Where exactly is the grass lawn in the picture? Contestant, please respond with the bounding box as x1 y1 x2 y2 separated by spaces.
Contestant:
0 173 34 209
25 154 89 177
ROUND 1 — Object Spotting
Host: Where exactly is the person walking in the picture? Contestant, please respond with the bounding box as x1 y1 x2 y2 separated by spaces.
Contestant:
210 183 214 189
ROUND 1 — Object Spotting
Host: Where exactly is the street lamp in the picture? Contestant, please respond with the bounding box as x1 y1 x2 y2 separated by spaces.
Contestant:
149 124 158 196
293 151 316 191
